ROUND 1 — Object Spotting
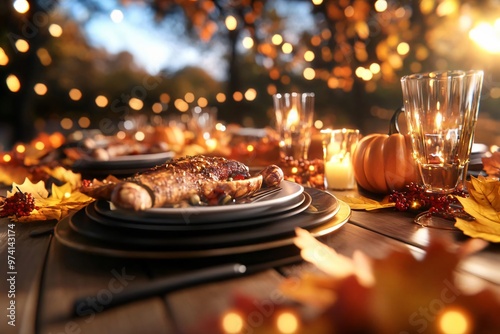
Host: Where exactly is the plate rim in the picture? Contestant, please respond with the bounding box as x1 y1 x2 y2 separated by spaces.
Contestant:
54 199 351 259
100 180 304 224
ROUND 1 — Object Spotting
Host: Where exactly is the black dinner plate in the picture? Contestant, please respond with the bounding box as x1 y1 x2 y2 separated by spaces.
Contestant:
67 188 339 250
86 192 312 232
54 198 352 259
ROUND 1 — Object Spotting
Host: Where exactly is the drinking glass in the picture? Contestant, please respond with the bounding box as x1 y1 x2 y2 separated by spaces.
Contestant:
401 70 483 228
273 92 315 161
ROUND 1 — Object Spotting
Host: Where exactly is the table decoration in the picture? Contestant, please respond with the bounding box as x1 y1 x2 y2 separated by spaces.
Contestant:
352 108 419 194
454 175 500 242
0 175 93 222
273 92 324 188
322 128 360 190
401 70 483 228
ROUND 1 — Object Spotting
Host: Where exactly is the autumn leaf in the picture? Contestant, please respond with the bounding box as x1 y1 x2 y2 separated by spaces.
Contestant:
277 230 499 334
7 178 93 222
336 194 394 211
482 151 500 178
452 176 500 242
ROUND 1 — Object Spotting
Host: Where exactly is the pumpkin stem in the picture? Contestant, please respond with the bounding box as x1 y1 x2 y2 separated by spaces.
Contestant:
389 107 404 135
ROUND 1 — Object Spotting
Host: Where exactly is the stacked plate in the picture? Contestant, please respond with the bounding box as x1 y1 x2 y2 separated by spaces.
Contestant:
54 181 351 260
71 151 175 178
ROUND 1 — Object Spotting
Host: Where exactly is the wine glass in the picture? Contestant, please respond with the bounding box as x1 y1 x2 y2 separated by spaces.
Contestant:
400 70 484 229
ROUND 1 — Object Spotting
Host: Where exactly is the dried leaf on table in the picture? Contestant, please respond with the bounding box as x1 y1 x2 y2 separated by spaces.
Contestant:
454 176 500 242
6 178 93 222
467 175 500 212
482 151 500 178
336 194 394 211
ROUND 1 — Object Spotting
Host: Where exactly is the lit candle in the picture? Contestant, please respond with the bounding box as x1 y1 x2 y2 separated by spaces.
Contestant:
325 154 355 190
286 108 299 129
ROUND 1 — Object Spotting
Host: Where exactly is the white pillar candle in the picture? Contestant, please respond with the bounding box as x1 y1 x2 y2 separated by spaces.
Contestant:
325 155 355 190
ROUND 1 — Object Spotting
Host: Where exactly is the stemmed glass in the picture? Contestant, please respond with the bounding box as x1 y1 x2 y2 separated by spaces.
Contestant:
400 70 484 229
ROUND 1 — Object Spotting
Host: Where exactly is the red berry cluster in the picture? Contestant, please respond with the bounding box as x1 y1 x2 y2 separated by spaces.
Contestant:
389 182 467 215
0 191 38 218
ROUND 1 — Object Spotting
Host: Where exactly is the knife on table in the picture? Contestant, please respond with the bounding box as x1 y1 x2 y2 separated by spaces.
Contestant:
73 254 303 316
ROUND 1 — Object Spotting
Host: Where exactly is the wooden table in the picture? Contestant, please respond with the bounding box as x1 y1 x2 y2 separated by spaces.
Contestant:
1 188 499 334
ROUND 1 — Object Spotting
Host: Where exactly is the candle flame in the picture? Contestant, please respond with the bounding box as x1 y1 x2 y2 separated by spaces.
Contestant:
286 108 299 128
435 112 443 130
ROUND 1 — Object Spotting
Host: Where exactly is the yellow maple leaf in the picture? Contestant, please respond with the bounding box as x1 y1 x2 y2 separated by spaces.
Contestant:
467 175 500 211
8 178 49 200
41 165 82 190
456 196 500 242
336 194 394 211
6 178 93 222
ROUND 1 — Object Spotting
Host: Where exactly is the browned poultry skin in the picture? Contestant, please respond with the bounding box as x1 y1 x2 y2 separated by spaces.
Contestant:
81 155 283 211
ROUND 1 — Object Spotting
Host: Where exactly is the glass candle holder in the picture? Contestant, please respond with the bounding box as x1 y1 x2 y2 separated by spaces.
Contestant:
321 128 360 190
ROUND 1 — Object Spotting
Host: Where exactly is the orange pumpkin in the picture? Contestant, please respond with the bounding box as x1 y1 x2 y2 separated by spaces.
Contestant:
353 109 419 194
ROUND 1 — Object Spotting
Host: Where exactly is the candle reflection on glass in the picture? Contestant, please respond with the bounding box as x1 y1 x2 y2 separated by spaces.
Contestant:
321 128 360 190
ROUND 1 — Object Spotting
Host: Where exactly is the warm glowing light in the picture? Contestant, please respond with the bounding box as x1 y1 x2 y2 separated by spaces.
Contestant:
272 34 283 45
438 309 470 334
436 0 458 17
134 131 146 141
303 67 315 80
369 63 381 73
286 108 299 128
435 112 443 129
3 154 12 162
34 141 45 150
69 88 82 101
469 21 500 54
291 166 298 174
60 118 73 130
128 97 143 110
184 92 195 103
216 123 226 132
312 0 323 5
95 95 109 107
282 43 293 54
314 120 323 129
244 88 257 101
344 6 354 17
15 39 29 53
110 9 124 23
49 133 64 148
222 312 244 333
216 93 226 103
116 131 126 140
242 36 254 49
174 98 189 112
151 102 162 114
37 48 52 66
197 97 208 107
304 50 315 61
225 16 238 31
276 311 299 333
0 47 9 66
48 24 63 37
233 91 243 102
78 117 90 128
247 144 254 152
374 0 387 12
13 0 29 13
397 42 410 55
16 145 26 153
159 93 170 103
6 74 21 92
34 83 47 95
64 192 71 199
